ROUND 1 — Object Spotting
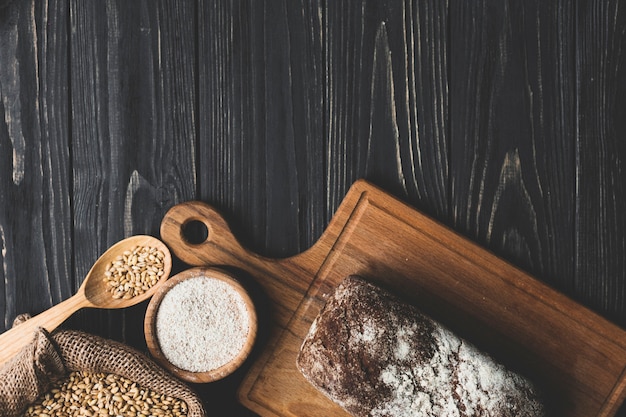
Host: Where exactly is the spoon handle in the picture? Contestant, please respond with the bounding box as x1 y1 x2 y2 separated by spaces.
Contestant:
0 293 89 368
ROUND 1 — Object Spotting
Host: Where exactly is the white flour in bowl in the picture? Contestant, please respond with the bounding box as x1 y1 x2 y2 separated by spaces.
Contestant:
155 276 250 372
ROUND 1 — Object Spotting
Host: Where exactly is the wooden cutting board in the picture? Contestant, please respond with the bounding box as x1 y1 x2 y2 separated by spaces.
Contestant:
160 180 626 417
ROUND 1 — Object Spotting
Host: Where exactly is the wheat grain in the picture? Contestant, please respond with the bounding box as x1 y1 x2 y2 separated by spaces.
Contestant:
23 371 187 417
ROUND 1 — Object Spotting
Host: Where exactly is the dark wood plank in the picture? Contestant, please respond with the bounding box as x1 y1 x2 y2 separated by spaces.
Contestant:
197 0 328 259
576 0 626 327
69 0 196 343
0 0 72 333
323 0 449 219
196 0 448 261
449 0 577 293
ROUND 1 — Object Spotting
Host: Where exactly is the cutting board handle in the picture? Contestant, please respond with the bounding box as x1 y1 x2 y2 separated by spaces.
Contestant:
160 201 260 268
160 181 372 275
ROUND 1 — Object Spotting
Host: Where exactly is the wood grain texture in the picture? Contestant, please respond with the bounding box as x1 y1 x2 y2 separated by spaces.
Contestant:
323 0 449 218
196 0 448 261
449 0 576 297
576 0 626 328
0 0 72 333
69 0 196 342
197 0 328 259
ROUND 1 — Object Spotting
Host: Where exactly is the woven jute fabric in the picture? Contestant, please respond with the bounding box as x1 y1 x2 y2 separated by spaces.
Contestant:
53 330 206 416
0 327 207 417
0 328 65 416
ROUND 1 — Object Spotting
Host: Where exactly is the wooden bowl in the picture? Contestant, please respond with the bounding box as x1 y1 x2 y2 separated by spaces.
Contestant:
144 266 257 383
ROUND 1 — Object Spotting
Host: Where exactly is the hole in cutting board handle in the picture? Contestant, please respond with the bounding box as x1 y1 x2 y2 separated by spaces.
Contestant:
161 201 254 266
181 220 209 245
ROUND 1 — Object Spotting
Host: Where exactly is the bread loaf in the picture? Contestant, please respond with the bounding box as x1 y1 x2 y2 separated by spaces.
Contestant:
296 275 546 417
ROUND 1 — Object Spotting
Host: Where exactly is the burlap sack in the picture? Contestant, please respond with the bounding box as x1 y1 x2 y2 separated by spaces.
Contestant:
0 327 65 416
0 325 206 417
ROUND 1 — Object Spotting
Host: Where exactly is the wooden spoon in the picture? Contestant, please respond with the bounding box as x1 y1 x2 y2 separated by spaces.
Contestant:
0 235 172 368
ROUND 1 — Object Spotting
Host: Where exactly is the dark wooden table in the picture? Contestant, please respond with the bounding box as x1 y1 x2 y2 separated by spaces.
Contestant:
1 0 625 415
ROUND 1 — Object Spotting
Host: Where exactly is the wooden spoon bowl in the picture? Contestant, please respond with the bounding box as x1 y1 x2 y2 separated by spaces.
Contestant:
0 235 172 368
144 266 257 383
80 236 172 308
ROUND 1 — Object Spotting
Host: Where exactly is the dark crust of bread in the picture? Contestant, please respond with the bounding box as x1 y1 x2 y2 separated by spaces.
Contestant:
296 275 546 417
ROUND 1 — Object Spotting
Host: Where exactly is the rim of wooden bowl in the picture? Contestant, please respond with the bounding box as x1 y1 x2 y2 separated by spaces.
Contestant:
144 266 258 383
